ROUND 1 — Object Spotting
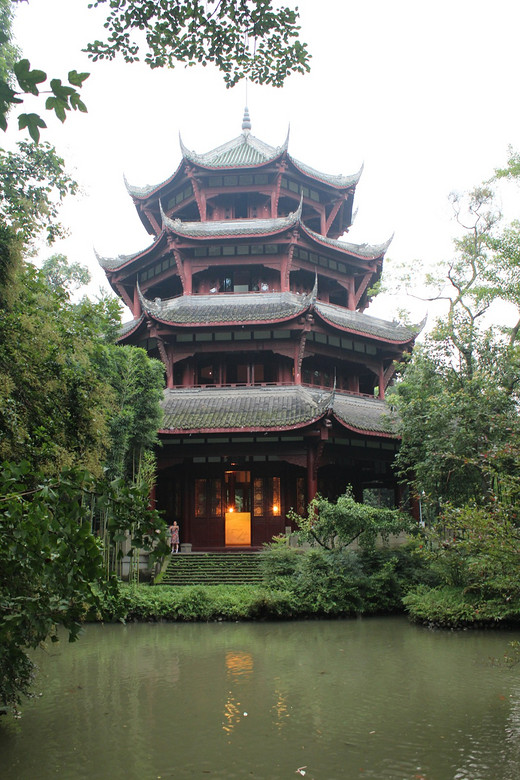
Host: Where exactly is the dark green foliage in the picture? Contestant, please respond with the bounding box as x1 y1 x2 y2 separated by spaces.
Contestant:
0 142 77 244
258 542 303 588
96 543 424 623
0 231 166 708
292 548 366 614
403 585 520 628
403 504 520 628
2 1 309 141
288 489 413 551
0 461 169 710
0 463 111 709
0 222 21 309
0 260 113 475
86 0 310 88
100 584 298 622
97 344 164 480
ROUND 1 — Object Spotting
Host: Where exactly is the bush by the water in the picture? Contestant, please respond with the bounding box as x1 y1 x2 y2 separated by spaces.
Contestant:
403 585 520 628
402 506 520 628
96 583 299 622
261 544 428 616
94 543 426 623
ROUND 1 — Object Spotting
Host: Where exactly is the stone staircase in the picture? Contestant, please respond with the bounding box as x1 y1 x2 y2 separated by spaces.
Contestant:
158 552 264 586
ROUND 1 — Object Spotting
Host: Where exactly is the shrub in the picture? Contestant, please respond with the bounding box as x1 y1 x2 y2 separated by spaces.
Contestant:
260 545 303 587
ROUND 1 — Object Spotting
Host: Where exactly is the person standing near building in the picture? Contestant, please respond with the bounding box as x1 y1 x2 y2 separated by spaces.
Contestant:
170 521 180 553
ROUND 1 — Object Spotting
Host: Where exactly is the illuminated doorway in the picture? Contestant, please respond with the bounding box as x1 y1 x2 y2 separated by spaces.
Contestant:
225 470 251 545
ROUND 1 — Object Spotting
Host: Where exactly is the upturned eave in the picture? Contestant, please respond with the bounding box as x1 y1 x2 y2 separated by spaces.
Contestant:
96 231 167 274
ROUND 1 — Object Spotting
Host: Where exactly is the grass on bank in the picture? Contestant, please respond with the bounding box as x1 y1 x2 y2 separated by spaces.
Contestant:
93 545 430 623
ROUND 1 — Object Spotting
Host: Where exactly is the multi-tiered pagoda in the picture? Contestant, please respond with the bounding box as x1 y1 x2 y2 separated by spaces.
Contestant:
99 110 416 550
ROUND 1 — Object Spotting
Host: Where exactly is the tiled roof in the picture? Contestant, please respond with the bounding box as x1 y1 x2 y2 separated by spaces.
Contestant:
160 204 301 238
159 385 398 436
96 234 164 271
302 224 392 260
161 385 327 431
288 158 363 189
125 128 361 198
314 302 416 343
331 392 398 435
141 291 311 325
180 131 288 169
133 289 414 342
124 164 183 200
119 315 145 338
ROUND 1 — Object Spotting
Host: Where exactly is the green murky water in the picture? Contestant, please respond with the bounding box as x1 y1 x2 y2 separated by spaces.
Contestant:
1 617 520 779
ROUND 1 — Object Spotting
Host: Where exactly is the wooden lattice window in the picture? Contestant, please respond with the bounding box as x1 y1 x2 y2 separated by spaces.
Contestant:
195 479 222 518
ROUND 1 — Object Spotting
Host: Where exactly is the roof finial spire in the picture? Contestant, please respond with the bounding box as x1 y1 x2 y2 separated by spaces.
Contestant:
242 105 252 133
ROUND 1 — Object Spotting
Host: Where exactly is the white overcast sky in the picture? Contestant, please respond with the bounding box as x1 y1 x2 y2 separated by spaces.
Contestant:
10 0 520 323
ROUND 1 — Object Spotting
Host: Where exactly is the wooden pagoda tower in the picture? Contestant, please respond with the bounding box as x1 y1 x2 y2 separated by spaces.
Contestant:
99 109 417 550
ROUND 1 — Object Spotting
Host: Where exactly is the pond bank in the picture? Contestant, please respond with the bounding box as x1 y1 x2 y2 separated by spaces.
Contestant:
93 582 520 631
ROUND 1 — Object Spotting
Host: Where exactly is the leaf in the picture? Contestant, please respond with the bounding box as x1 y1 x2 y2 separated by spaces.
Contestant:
68 70 90 87
45 96 67 122
70 93 88 113
0 79 23 106
14 59 47 96
18 113 47 143
49 79 75 101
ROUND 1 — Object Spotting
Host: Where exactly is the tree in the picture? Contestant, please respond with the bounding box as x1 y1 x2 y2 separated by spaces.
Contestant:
393 160 520 626
0 161 167 709
0 246 169 710
0 460 168 712
288 489 413 552
0 142 78 244
2 0 310 140
41 252 91 292
98 344 165 481
86 0 310 88
0 0 18 81
0 259 113 475
391 182 520 514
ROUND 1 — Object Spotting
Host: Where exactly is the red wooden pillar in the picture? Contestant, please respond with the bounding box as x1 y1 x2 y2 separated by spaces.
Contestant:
346 279 356 311
378 364 385 399
182 462 193 545
183 262 193 295
306 443 318 503
133 284 142 318
182 362 193 387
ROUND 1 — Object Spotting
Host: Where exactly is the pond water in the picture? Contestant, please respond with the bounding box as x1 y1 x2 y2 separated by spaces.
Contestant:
1 618 520 780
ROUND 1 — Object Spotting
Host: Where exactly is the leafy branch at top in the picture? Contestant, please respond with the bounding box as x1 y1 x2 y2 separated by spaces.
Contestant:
0 45 89 142
85 0 310 88
1 1 309 141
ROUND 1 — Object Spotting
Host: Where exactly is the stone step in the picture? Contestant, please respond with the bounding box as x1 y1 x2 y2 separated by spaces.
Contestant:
159 552 264 586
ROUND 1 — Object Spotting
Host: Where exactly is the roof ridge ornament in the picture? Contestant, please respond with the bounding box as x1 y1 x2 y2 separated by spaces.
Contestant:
310 272 318 304
179 131 190 158
326 373 337 412
242 106 252 134
159 199 182 231
136 281 149 313
290 192 303 221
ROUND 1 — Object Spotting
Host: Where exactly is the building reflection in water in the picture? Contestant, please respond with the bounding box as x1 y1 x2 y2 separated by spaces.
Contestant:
222 651 254 735
271 685 290 731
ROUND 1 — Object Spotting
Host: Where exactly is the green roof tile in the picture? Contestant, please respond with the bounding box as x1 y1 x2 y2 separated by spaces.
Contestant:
159 385 398 436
